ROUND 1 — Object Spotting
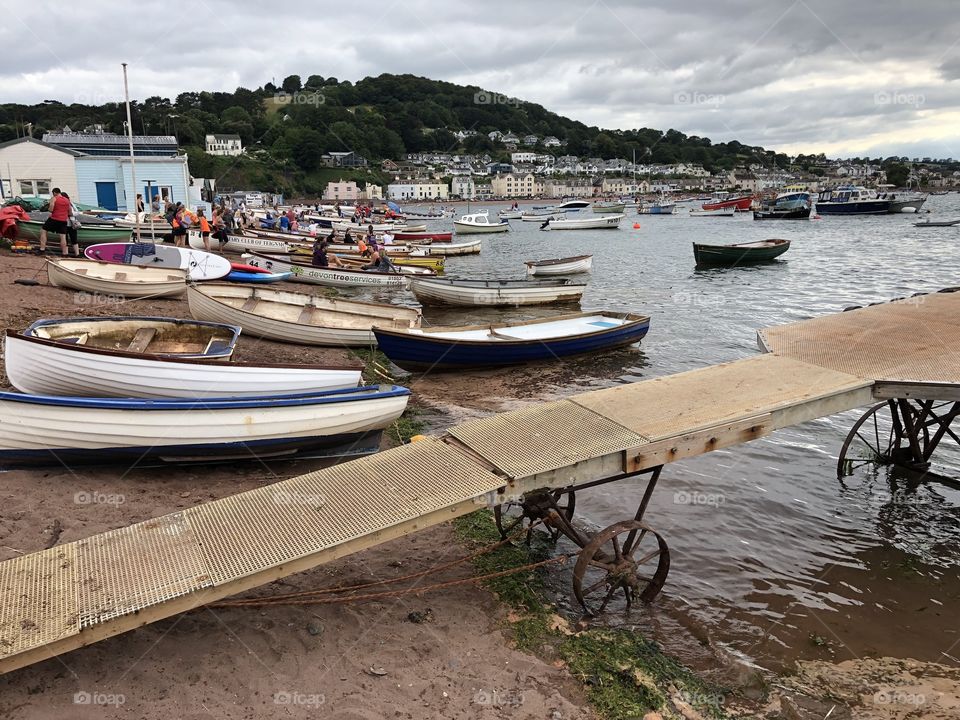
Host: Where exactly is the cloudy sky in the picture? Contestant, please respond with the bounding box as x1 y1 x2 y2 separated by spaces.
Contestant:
4 0 959 158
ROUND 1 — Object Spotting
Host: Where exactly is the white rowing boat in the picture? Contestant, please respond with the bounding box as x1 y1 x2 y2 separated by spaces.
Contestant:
525 254 593 276
187 283 421 347
0 385 410 467
408 277 586 307
243 252 431 288
541 214 623 230
688 207 738 217
46 259 187 298
5 331 362 398
411 238 481 256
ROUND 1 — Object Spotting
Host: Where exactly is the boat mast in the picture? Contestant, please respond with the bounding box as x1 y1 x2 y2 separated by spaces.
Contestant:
122 63 142 242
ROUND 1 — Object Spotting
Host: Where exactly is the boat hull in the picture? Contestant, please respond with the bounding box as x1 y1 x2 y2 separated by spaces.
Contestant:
409 278 585 307
374 314 649 371
693 240 790 266
411 239 481 256
47 260 187 298
525 256 593 275
453 220 510 234
16 219 133 245
0 386 409 467
5 332 362 398
702 197 753 211
752 207 811 220
244 252 411 288
815 200 890 215
544 214 623 230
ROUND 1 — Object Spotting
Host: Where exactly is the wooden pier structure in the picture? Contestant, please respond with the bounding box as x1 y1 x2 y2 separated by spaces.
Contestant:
3 288 960 674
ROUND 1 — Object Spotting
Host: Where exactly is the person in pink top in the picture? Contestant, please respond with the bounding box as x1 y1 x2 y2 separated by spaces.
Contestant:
39 187 70 256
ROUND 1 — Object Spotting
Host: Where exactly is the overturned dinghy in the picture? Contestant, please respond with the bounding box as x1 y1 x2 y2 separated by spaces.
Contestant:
0 385 410 467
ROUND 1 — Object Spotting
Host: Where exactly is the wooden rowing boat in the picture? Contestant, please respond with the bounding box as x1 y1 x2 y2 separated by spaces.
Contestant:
187 283 421 346
525 255 593 276
46 259 187 298
411 238 481 256
541 214 623 230
408 278 586 307
692 238 791 266
374 312 649 371
243 252 431 288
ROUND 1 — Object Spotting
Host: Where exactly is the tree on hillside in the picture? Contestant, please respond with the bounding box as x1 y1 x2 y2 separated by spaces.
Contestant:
884 162 910 187
282 75 302 93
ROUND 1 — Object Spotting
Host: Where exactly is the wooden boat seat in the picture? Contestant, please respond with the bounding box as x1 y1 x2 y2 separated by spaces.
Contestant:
240 297 260 311
298 306 317 324
126 328 157 353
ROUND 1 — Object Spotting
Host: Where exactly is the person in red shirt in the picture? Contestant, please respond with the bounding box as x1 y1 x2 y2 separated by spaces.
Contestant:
197 208 211 251
40 187 70 255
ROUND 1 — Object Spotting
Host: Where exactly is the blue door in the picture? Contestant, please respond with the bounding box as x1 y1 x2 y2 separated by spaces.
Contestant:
95 182 118 211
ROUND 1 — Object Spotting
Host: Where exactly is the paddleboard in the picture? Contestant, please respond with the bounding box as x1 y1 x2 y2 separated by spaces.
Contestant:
85 242 231 281
230 262 270 274
226 270 292 284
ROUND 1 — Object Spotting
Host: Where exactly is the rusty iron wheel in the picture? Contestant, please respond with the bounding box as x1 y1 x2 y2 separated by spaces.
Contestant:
837 401 930 479
572 520 669 616
494 489 576 543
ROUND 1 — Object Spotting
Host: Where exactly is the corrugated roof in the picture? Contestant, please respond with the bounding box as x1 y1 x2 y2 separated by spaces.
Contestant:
0 137 85 157
43 133 177 146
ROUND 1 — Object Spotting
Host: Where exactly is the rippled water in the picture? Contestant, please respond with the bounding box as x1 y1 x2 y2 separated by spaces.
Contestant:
390 196 960 671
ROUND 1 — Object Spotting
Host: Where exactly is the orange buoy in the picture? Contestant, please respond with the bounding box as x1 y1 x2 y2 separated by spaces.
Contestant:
632 222 641 229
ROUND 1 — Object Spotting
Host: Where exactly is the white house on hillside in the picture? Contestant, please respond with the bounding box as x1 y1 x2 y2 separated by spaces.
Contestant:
205 134 243 156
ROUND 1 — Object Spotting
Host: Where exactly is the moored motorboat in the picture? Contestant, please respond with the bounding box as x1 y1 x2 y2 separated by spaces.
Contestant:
373 312 649 371
46 259 187 298
541 214 623 230
5 331 362 398
815 186 890 215
186 283 421 346
525 255 593 276
408 277 586 307
0 385 410 467
22 316 239 359
753 191 812 220
453 211 510 234
693 238 791 266
701 192 754 211
592 201 626 214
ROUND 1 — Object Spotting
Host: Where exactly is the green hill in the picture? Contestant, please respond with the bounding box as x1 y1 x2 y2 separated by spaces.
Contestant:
0 73 791 195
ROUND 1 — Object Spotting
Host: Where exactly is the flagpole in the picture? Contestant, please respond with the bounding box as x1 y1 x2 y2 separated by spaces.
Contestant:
122 62 142 242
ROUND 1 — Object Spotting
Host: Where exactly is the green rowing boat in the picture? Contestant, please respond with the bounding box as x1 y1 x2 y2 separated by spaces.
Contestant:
16 220 133 245
693 238 790 266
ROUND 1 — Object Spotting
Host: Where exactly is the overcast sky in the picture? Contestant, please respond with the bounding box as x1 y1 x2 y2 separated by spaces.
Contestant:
4 0 959 158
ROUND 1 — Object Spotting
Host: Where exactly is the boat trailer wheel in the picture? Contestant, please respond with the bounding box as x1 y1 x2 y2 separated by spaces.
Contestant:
494 489 576 543
572 520 670 616
838 400 935 479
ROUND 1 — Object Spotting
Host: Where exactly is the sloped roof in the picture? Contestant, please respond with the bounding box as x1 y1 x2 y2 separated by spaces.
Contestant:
0 136 85 157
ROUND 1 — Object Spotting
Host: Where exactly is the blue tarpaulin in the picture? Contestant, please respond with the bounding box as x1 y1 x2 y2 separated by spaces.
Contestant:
386 201 402 213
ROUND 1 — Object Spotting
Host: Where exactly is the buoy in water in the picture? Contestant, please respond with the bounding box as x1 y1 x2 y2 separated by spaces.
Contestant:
632 223 641 229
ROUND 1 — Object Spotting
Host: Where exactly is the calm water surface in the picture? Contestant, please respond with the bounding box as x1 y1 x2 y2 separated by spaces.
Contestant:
369 196 960 672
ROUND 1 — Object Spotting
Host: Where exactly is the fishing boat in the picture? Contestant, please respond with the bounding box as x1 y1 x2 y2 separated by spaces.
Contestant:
592 201 626 214
15 218 133 245
411 238 481 256
243 252 431 288
688 207 738 217
5 331 362 398
541 214 623 230
753 191 812 220
408 277 586 307
638 201 676 215
693 238 791 266
701 192 754 211
187 283 421 347
914 218 960 227
0 384 410 467
373 312 649 371
453 211 510 234
525 255 593 276
22 316 240 359
391 230 453 242
46 259 188 298
815 186 890 215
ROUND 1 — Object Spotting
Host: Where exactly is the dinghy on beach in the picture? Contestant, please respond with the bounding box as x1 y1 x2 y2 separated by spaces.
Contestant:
46 259 187 298
408 277 586 307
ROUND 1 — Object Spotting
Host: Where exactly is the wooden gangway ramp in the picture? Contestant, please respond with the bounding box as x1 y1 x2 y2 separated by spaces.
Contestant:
3 290 960 674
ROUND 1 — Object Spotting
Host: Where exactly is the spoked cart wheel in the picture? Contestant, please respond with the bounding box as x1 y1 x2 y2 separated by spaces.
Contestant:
838 400 931 479
572 520 670 616
494 489 576 543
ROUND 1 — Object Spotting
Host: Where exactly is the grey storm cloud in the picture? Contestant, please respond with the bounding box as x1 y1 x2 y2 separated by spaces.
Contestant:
3 0 959 156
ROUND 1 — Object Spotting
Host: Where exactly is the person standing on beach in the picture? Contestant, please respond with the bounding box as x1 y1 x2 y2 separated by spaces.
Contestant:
62 192 81 257
197 208 212 251
39 188 70 256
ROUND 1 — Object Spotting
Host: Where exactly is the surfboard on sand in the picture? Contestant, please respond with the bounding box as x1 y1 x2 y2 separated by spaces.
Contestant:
84 242 231 281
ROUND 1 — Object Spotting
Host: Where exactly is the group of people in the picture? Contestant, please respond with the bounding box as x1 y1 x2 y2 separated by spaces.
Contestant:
37 188 82 257
310 224 398 273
